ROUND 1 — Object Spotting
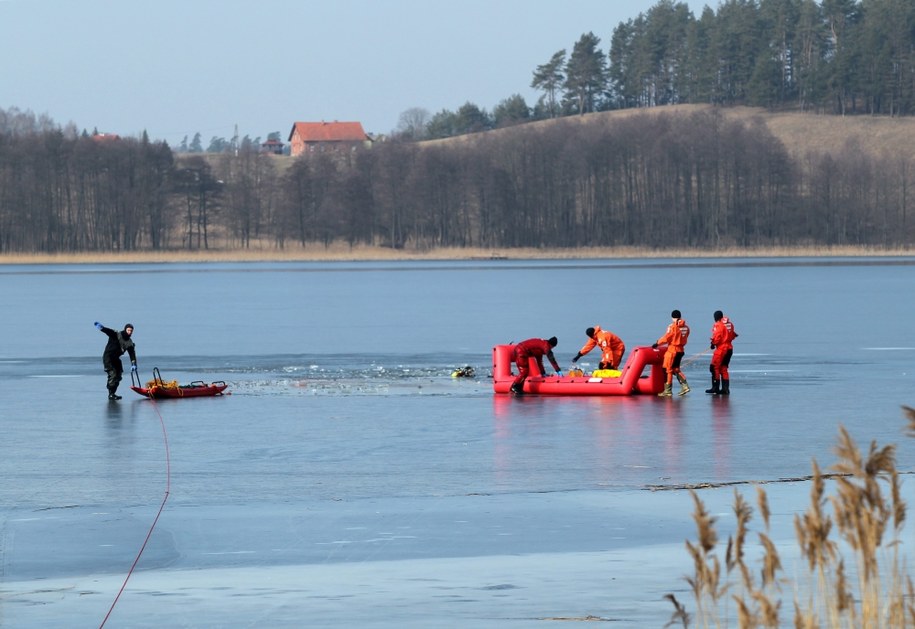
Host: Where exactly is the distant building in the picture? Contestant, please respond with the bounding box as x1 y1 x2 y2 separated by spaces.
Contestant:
91 132 120 142
260 138 285 155
287 121 370 157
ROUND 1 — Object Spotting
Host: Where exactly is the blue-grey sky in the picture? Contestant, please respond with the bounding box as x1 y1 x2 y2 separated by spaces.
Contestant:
1 0 707 145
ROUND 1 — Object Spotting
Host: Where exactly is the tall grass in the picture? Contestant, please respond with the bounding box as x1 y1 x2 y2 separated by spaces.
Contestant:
1 243 913 265
667 408 915 628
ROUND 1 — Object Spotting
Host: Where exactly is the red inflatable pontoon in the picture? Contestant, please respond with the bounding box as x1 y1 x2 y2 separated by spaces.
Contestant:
492 344 667 396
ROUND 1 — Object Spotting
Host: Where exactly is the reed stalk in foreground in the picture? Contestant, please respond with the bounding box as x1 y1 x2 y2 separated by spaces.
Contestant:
667 410 915 628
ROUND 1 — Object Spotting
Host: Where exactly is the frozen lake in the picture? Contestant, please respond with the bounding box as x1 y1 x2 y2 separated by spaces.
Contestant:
2 257 915 626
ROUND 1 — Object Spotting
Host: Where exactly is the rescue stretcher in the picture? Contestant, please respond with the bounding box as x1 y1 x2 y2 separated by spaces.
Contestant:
131 368 228 399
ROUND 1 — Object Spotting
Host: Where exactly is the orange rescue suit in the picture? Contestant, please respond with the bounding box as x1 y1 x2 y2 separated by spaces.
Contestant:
577 326 625 369
710 316 737 378
710 316 737 350
656 318 690 372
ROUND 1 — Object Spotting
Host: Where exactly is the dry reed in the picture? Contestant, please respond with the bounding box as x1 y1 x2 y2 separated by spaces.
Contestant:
669 409 915 628
1 243 914 266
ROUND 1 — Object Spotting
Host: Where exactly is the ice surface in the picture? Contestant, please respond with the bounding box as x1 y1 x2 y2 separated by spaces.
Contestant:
3 259 915 627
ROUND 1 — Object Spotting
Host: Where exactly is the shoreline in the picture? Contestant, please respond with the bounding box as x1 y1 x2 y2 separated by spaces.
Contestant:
1 244 914 265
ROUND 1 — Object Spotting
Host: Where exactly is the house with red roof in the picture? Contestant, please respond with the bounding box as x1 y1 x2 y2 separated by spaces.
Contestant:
287 121 370 157
91 132 121 142
260 137 285 155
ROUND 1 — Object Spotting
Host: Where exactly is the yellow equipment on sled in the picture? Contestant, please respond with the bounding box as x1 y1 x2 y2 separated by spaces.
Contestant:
147 377 180 390
130 367 229 399
591 369 622 378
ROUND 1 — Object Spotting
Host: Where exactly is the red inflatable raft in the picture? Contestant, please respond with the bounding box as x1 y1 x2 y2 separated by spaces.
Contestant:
492 344 666 396
131 368 228 399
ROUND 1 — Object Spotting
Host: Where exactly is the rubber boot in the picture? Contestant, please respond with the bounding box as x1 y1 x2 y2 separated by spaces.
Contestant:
677 374 690 396
705 376 719 394
720 379 730 395
510 383 524 395
658 383 672 397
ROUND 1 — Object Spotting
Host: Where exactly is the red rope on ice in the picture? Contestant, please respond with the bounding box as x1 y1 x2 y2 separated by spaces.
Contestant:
680 348 711 368
99 396 171 629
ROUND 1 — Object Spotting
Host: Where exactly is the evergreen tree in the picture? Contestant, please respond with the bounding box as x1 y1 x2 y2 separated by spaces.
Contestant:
794 0 829 110
821 0 862 114
207 136 230 153
757 0 803 106
531 49 566 117
858 0 915 115
714 0 768 105
687 6 721 104
609 19 643 107
426 109 458 139
643 0 694 105
189 132 203 153
455 102 490 134
564 32 608 115
493 94 531 127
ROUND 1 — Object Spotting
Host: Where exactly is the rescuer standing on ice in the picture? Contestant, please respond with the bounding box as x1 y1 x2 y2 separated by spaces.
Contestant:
707 310 737 395
653 310 690 397
95 321 137 400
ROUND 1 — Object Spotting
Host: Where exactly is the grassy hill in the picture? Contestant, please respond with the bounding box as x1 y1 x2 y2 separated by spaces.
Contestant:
429 104 915 164
208 105 915 167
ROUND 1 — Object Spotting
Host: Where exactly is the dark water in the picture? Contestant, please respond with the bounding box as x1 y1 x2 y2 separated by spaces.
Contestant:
2 258 914 626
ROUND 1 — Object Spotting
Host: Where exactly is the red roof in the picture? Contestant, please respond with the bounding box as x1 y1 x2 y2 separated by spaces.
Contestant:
91 133 121 142
288 121 367 143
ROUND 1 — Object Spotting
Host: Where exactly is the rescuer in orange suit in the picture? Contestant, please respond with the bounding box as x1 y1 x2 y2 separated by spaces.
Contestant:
652 309 690 397
706 310 738 395
571 326 625 370
511 336 562 395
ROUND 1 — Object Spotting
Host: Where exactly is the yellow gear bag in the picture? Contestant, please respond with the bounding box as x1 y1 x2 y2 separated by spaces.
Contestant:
591 369 622 378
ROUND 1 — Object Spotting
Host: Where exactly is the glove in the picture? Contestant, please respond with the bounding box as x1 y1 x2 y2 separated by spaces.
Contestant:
94 321 103 330
651 343 658 349
710 343 716 350
131 362 138 372
571 353 581 363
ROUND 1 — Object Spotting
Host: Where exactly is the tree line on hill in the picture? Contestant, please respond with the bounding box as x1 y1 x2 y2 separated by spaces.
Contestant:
45 0 912 148
173 131 283 155
398 0 915 140
1 105 911 254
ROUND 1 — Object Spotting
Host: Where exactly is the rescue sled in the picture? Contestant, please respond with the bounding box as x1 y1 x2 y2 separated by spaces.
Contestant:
492 344 666 396
130 368 228 399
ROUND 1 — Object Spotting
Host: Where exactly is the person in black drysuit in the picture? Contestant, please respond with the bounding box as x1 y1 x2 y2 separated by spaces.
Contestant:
95 322 137 400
